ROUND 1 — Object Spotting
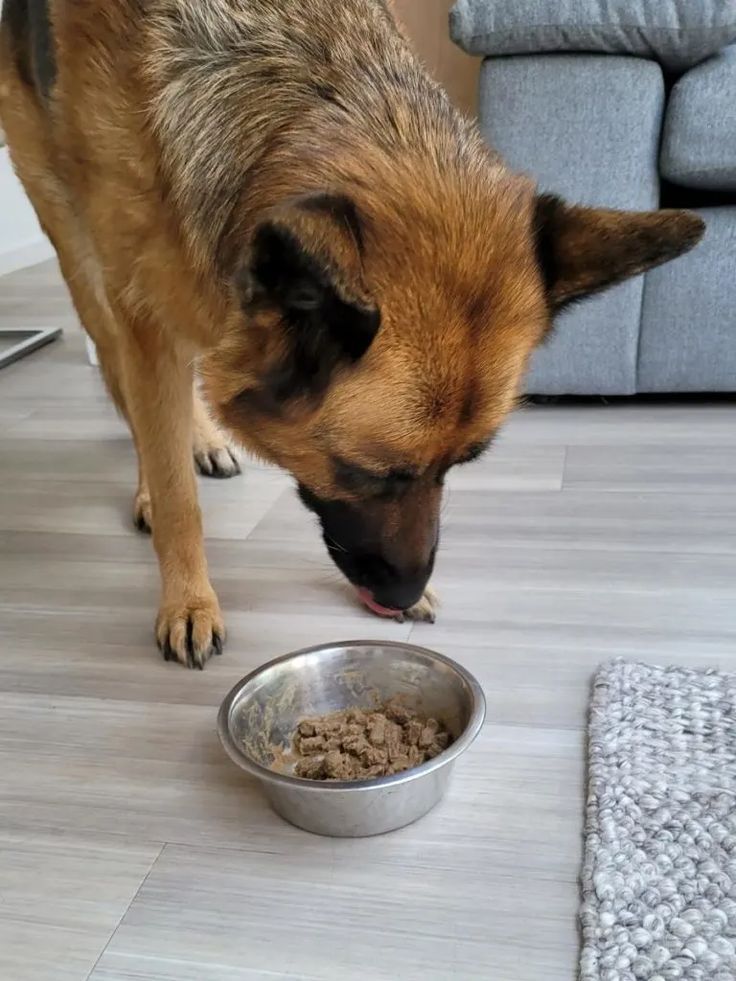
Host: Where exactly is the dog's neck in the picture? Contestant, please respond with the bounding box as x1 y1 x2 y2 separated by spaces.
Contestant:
142 0 496 281
216 109 504 276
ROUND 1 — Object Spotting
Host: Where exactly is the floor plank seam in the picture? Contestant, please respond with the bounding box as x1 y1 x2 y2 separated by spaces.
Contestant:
560 444 570 489
83 841 165 981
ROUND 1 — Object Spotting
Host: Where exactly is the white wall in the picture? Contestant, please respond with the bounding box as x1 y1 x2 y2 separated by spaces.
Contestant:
0 146 54 275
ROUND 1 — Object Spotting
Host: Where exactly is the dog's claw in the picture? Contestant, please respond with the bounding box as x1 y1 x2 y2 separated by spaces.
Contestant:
156 600 225 669
133 491 153 535
195 447 241 479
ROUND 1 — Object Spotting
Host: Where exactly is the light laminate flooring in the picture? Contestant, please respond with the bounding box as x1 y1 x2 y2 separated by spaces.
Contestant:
1 260 735 981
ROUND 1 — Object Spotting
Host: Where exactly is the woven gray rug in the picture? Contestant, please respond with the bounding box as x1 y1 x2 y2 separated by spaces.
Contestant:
582 661 736 981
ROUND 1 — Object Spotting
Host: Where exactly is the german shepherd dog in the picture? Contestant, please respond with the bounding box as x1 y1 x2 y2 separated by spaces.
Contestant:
0 1 704 668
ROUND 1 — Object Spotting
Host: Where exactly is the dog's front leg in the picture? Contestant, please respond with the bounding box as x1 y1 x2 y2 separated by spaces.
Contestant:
121 327 224 669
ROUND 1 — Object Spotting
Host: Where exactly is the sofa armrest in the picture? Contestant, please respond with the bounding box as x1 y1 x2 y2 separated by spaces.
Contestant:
661 45 736 192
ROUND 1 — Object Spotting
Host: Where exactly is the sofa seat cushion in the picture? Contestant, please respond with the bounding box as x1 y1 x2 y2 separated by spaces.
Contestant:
661 46 736 190
450 0 736 73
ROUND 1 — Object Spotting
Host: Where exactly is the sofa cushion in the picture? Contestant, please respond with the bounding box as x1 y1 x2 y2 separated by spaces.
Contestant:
639 209 736 392
478 55 664 395
661 46 736 190
450 0 736 73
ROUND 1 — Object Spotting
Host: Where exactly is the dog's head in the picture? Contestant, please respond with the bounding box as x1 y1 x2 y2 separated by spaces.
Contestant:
211 170 703 613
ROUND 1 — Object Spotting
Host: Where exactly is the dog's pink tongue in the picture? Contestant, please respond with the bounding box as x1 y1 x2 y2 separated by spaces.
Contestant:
357 588 403 619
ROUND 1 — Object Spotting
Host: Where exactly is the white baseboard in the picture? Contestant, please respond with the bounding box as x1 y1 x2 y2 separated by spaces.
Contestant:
0 238 55 277
0 146 56 276
85 336 99 366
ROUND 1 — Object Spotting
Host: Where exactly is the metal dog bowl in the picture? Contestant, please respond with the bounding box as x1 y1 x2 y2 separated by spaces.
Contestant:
217 640 486 837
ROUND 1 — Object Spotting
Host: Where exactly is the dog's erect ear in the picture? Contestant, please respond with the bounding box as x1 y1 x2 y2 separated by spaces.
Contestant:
534 195 705 315
236 195 380 404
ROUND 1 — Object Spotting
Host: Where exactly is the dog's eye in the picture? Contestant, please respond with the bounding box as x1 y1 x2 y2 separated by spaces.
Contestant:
333 458 416 496
385 468 416 485
435 438 495 485
453 438 494 467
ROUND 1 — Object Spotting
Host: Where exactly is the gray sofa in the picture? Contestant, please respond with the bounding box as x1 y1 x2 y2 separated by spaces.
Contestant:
450 1 736 395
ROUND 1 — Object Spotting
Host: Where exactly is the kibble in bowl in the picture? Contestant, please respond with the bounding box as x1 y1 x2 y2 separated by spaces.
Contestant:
282 697 453 781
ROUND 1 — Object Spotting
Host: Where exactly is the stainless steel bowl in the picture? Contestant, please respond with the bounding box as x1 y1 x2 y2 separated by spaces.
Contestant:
217 640 486 837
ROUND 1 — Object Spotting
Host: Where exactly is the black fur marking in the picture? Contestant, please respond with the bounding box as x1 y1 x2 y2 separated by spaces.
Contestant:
533 194 563 298
2 0 57 98
2 0 33 87
29 0 56 98
241 221 380 403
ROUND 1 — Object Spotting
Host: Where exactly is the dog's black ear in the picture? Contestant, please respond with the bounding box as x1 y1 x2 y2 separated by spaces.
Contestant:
534 195 705 315
236 208 380 404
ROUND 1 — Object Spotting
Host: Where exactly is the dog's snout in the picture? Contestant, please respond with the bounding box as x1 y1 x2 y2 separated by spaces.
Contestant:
349 549 436 610
355 553 433 611
372 569 431 611
298 481 440 610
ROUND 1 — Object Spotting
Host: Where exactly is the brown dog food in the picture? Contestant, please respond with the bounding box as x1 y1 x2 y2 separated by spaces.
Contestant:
287 697 452 781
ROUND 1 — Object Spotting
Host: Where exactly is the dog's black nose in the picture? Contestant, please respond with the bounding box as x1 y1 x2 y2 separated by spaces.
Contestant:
355 554 432 612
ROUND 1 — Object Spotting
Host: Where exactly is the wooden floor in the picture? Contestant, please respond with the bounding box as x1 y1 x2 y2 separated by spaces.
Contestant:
1 260 735 981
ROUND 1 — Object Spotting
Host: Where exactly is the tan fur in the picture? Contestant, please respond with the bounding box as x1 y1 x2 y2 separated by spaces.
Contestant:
0 0 703 667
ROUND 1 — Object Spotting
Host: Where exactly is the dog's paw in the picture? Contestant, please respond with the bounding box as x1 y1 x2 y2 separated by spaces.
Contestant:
192 395 241 479
194 443 241 479
156 595 225 670
133 488 153 534
403 585 439 624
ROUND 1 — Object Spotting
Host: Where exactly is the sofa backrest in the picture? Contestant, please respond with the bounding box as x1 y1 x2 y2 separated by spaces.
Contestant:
450 0 736 73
